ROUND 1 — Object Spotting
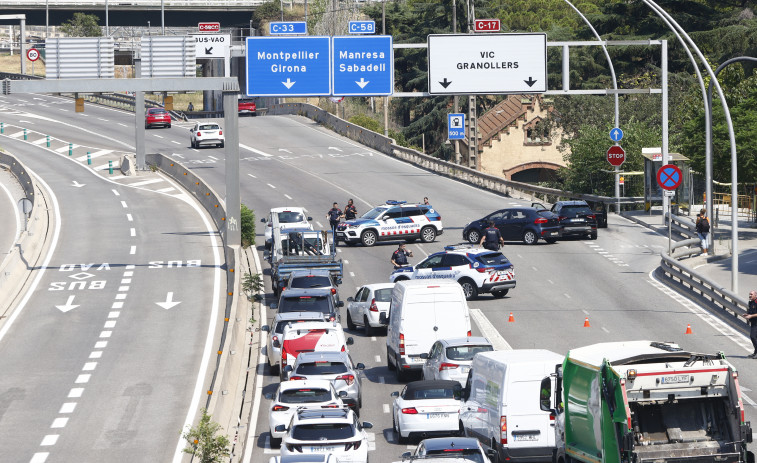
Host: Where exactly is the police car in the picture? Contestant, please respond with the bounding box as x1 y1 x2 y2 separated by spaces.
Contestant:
389 245 516 300
336 200 443 247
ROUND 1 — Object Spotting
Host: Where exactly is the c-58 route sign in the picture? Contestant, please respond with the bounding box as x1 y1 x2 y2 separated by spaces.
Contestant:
427 33 547 95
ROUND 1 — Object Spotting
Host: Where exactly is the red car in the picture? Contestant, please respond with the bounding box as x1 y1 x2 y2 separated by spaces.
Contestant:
145 108 171 129
238 98 256 116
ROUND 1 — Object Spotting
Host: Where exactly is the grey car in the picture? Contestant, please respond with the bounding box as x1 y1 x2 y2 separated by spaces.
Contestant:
284 351 365 417
284 269 340 306
261 312 328 376
274 287 344 323
421 337 494 386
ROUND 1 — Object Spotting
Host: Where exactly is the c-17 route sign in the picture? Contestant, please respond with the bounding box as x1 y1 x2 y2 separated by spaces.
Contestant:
427 33 547 95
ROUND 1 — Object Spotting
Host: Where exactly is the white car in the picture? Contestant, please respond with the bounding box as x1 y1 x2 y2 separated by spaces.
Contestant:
390 245 516 300
336 200 443 247
401 437 494 463
265 380 347 448
278 407 373 463
263 207 313 249
391 380 463 444
262 312 328 376
189 122 224 148
421 337 494 386
345 283 394 335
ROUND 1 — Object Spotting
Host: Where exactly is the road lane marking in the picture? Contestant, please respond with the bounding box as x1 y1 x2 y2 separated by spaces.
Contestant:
112 189 120 196
127 178 164 187
349 272 355 277
532 266 538 271
112 302 124 309
267 183 276 189
121 201 128 208
155 187 176 193
75 374 90 383
94 341 107 349
40 435 58 446
316 221 323 227
547 279 554 285
171 140 181 145
582 309 589 315
383 404 390 413
284 194 292 200
31 137 47 145
344 260 349 264
59 403 76 414
240 143 273 156
153 134 164 139
130 246 136 255
55 144 78 153
130 228 136 237
68 388 83 398
469 309 511 350
208 155 219 160
99 331 111 338
371 336 377 341
247 173 256 179
602 327 610 333
51 418 68 428
564 293 571 298
82 362 97 371
89 351 102 359
375 355 381 362
105 320 117 328
30 453 49 462
117 122 127 127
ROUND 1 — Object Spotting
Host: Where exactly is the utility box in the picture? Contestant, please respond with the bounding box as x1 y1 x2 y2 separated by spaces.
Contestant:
75 98 84 112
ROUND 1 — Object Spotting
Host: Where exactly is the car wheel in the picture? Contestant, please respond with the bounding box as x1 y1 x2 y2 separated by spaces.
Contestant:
270 436 282 448
458 278 479 300
395 355 408 382
269 362 279 377
346 311 356 331
167 124 171 129
420 226 436 243
361 229 378 247
492 289 508 298
363 315 374 337
466 229 481 244
545 238 557 244
590 232 598 240
523 230 538 245
220 142 224 148
145 124 149 129
387 348 396 370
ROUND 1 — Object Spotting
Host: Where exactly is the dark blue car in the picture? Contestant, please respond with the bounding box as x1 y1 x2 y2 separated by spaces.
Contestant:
462 207 561 245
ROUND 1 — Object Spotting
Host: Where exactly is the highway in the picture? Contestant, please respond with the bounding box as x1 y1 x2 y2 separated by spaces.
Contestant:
0 95 756 463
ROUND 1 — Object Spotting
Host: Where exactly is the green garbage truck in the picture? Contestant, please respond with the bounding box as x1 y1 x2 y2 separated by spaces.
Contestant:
540 341 753 463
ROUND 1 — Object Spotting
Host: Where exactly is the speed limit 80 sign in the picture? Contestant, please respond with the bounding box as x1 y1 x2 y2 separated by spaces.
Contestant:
27 48 40 61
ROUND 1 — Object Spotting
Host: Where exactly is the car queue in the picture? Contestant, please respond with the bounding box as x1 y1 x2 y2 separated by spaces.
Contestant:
262 199 602 463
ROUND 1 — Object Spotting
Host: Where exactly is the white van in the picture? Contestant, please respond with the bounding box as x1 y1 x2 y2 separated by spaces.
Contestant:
386 279 471 382
459 350 563 463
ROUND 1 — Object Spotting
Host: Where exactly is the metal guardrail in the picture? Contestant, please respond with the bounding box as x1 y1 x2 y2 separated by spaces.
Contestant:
0 71 44 81
664 212 704 259
82 92 187 121
659 253 749 326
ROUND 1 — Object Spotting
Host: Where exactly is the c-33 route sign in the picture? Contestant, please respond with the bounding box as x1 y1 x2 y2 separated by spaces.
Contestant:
427 33 547 95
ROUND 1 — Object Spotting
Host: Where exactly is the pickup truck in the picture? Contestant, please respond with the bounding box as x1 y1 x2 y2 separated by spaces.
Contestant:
266 226 343 297
540 340 752 463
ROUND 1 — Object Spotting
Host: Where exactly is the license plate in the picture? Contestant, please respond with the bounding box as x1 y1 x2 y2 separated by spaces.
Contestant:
549 231 558 236
497 271 511 277
571 218 584 222
310 445 337 452
513 434 538 441
410 357 425 363
427 413 449 419
337 232 345 237
462 366 470 373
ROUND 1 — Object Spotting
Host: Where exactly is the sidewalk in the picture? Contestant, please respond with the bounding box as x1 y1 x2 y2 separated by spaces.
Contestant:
621 208 757 297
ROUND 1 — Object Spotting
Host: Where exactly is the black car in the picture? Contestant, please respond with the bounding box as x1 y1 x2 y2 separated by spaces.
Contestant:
534 200 598 239
462 207 561 245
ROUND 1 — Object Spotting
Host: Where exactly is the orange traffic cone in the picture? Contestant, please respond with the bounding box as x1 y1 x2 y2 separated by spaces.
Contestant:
685 324 692 334
508 312 515 323
583 317 591 328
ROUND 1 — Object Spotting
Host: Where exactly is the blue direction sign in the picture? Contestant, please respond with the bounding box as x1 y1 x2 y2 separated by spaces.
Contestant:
269 21 307 35
332 36 393 96
448 113 465 140
246 37 331 96
610 127 624 142
349 20 375 34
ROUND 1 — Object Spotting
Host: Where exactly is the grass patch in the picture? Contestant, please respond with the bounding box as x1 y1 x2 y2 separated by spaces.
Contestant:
0 53 46 77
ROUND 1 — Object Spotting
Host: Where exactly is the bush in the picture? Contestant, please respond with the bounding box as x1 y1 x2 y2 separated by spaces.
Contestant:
389 129 408 147
182 409 230 463
348 114 382 133
241 204 255 248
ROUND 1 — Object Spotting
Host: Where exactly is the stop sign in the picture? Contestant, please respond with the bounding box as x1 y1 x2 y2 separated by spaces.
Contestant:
606 145 625 167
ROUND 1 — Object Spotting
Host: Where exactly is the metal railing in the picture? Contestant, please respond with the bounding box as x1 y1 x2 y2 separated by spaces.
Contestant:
82 92 188 121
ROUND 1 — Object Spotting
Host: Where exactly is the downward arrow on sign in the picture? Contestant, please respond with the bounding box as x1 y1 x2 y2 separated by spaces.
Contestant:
205 47 214 55
56 295 79 313
282 78 296 89
524 77 538 87
355 78 369 88
156 292 181 310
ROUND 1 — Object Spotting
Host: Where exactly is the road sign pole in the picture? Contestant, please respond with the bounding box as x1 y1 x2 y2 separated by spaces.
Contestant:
668 200 672 255
615 166 620 214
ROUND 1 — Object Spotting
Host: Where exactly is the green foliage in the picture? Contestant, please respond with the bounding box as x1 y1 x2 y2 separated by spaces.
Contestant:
349 114 382 133
182 409 230 463
60 13 102 37
388 129 407 147
241 204 256 249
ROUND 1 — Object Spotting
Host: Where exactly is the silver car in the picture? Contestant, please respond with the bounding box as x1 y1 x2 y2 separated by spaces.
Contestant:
262 311 328 376
285 351 365 417
421 337 493 385
345 282 394 336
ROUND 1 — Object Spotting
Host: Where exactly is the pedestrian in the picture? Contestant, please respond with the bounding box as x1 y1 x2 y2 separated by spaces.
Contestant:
391 243 413 269
187 101 194 112
344 199 357 221
423 197 430 206
695 208 710 256
480 221 504 251
326 202 343 242
746 291 757 358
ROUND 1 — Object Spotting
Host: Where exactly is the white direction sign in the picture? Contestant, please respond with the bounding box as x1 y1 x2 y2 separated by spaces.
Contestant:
192 34 230 59
427 33 547 95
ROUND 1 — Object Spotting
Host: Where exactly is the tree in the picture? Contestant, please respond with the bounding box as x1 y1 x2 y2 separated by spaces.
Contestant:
182 409 230 463
241 204 256 248
60 13 102 37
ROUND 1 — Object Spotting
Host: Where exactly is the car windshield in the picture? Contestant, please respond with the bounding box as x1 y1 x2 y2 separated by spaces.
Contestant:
406 386 461 400
361 206 388 220
149 109 166 114
295 361 348 375
445 344 494 361
475 253 510 266
292 423 354 441
275 319 319 335
279 296 332 315
279 388 332 404
277 211 306 223
560 205 592 217
291 276 332 289
199 124 219 130
374 288 392 302
425 449 485 463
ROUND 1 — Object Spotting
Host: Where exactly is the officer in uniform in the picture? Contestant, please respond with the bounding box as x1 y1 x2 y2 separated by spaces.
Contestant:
344 199 357 221
480 221 504 251
391 243 413 269
326 202 343 242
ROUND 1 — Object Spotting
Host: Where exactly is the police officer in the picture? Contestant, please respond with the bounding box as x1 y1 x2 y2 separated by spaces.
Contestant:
480 221 504 251
746 290 757 358
391 243 413 269
344 199 357 220
326 202 343 242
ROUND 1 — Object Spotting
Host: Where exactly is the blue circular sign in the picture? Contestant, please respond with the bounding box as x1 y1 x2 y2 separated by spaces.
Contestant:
656 164 682 190
610 127 624 142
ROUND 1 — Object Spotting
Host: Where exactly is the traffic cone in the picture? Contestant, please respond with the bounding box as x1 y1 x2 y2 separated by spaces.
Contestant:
583 317 591 328
508 312 515 323
685 324 692 334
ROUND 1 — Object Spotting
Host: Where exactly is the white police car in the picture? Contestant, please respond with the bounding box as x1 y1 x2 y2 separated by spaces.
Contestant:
389 245 516 300
336 200 443 247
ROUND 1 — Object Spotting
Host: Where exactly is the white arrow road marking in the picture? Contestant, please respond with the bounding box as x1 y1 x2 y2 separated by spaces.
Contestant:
282 78 295 89
240 144 272 157
356 78 369 88
156 292 181 310
278 148 292 154
328 147 342 151
56 295 79 313
71 181 85 188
